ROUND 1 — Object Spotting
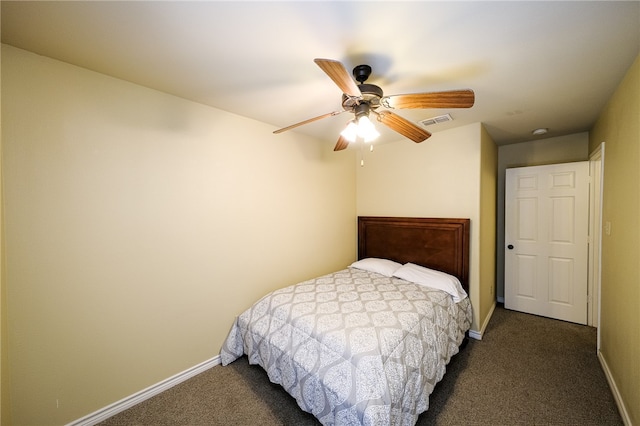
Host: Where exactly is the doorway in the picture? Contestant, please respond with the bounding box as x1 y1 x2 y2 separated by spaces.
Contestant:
505 162 590 324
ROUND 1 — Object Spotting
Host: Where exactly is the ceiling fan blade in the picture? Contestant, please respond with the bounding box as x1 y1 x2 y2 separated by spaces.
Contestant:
333 135 350 151
381 89 475 109
314 58 362 98
375 110 431 143
273 110 343 134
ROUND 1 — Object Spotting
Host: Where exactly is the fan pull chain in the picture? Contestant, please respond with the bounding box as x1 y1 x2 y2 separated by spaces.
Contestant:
359 142 375 167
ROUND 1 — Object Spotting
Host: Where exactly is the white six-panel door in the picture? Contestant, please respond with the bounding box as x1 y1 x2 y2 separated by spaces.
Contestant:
505 162 589 324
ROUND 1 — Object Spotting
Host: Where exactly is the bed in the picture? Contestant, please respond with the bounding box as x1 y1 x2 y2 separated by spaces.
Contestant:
221 216 472 425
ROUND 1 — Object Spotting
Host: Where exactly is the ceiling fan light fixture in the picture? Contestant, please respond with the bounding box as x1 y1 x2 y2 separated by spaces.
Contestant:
357 115 380 143
340 120 359 142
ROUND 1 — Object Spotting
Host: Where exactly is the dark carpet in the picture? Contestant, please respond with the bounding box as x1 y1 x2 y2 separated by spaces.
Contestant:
99 305 622 425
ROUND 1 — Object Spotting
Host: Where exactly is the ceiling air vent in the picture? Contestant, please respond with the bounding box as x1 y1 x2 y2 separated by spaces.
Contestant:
419 113 453 127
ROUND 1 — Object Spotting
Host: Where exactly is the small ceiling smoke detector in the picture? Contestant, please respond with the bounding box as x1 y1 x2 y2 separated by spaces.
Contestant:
532 128 548 136
420 113 453 127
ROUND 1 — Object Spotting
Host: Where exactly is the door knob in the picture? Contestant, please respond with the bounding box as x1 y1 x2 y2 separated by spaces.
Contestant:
507 244 514 250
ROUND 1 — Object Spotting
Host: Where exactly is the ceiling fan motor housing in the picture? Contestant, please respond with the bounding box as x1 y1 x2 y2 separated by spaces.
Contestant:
342 81 384 111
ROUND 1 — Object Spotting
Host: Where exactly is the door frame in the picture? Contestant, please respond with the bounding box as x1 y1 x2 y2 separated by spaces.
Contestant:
588 142 605 346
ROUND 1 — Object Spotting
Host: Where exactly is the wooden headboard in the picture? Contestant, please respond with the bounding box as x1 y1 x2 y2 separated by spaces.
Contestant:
358 216 470 292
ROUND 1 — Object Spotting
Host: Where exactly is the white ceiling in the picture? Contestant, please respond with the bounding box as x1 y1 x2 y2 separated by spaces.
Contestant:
2 1 639 147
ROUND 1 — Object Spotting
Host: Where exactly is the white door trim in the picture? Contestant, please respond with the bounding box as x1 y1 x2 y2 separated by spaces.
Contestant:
588 142 605 346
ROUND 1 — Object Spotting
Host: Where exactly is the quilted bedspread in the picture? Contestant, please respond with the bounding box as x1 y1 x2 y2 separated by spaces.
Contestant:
221 267 472 425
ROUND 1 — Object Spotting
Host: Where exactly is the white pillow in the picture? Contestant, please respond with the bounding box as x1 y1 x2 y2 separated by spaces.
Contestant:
393 263 467 303
349 258 403 277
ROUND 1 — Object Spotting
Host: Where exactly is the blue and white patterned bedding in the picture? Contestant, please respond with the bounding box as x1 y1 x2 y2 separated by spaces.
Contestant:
221 267 472 425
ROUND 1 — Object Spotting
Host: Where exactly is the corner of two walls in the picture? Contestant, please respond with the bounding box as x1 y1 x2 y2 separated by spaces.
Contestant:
0 35 12 426
355 122 494 334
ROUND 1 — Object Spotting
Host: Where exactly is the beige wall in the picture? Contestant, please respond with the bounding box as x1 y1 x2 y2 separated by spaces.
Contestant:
589 54 639 425
356 122 497 334
496 133 589 299
1 45 357 425
0 24 9 426
478 125 497 331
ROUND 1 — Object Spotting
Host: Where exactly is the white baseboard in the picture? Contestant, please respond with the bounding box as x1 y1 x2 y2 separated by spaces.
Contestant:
468 329 483 340
67 355 221 426
468 301 497 340
597 350 631 425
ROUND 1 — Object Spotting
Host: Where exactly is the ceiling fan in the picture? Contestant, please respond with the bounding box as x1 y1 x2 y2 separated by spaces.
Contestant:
274 58 475 151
